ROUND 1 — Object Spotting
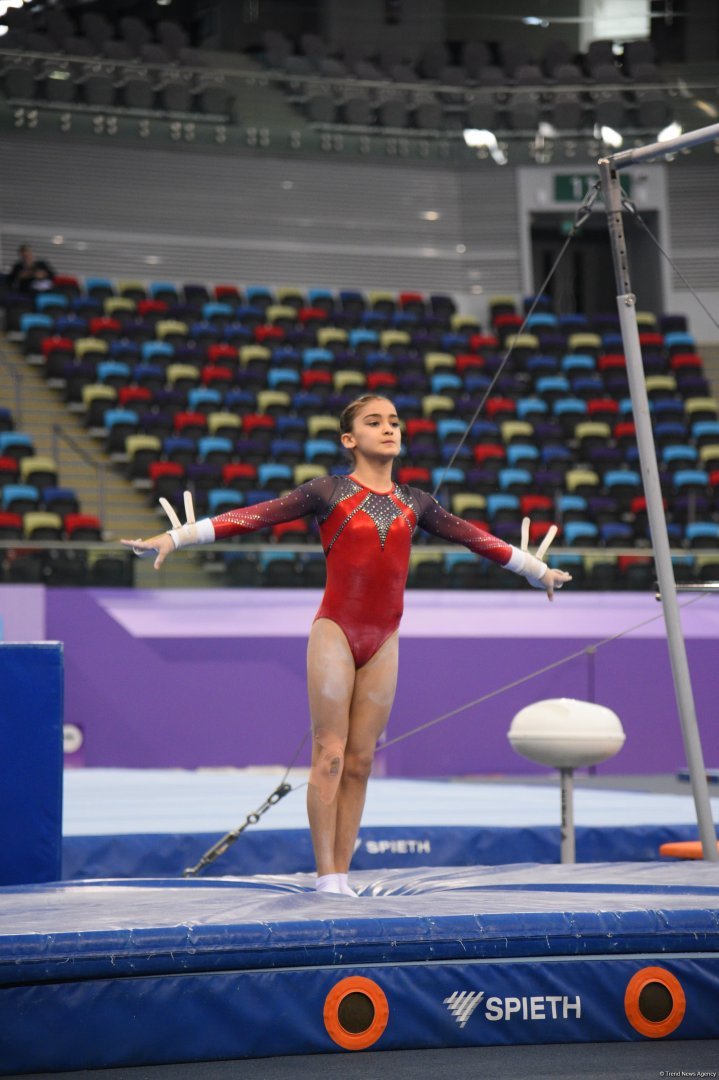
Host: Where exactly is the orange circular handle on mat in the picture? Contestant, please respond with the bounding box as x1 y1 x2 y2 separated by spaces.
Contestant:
323 976 389 1050
624 966 686 1038
659 840 719 860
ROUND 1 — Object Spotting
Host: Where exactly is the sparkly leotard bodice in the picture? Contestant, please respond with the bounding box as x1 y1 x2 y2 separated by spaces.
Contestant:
210 475 513 667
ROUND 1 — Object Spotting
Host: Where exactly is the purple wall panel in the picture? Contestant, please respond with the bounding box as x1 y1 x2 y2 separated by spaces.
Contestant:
43 588 719 777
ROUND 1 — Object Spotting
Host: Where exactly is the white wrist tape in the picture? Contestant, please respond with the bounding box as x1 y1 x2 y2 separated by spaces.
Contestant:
507 545 549 589
168 518 216 550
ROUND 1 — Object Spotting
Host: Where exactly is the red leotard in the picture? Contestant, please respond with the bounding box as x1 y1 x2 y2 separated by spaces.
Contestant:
210 475 513 668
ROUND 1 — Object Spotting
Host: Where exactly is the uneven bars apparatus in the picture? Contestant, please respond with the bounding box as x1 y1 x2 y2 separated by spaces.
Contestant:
599 121 719 861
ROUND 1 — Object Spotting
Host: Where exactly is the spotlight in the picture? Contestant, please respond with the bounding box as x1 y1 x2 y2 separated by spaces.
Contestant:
658 121 682 142
594 124 623 149
463 128 508 165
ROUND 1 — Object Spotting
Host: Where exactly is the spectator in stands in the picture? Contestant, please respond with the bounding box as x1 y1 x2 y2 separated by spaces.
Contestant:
7 244 55 293
123 395 570 895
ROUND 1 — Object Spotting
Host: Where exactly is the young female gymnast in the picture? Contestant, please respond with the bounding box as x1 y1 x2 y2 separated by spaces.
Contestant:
123 395 571 894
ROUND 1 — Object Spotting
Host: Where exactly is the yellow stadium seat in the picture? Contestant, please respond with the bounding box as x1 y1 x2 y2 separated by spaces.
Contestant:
75 337 108 361
307 415 340 439
24 511 63 539
207 412 241 437
422 394 455 419
257 390 291 415
424 352 456 374
239 345 271 367
294 463 327 485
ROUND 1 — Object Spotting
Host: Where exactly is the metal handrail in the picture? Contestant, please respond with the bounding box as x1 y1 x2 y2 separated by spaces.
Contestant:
50 423 107 524
0 339 24 426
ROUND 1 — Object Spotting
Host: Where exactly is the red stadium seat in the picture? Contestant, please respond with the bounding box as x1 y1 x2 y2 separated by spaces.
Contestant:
455 353 485 375
397 466 430 486
207 344 239 366
254 325 285 344
118 386 153 408
468 332 499 352
405 419 436 439
174 412 208 436
64 514 102 540
366 372 398 392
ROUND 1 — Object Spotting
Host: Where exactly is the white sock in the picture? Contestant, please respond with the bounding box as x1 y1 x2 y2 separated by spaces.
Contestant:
336 873 358 897
315 873 342 893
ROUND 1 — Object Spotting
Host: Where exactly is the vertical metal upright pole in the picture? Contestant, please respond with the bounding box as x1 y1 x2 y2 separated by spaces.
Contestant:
560 767 575 863
598 158 718 861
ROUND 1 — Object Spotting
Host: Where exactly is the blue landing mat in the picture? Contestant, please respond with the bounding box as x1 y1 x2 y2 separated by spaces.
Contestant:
61 770 719 877
2 864 719 1072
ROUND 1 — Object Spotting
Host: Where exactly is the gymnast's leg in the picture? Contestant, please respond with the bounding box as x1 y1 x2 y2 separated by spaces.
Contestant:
306 618 356 888
334 630 399 880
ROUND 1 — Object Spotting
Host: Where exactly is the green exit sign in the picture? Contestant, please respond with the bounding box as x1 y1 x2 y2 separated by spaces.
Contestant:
554 173 631 202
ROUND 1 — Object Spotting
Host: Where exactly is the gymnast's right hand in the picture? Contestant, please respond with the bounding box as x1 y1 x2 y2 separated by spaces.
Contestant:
120 532 175 570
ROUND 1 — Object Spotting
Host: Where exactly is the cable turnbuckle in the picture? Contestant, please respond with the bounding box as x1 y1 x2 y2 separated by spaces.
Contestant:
182 781 293 877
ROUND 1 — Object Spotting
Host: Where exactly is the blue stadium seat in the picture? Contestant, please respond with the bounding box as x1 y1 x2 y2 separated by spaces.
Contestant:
541 445 572 469
188 388 223 413
673 469 709 493
516 398 547 420
20 313 53 336
258 463 293 490
202 301 234 322
685 522 719 547
267 368 300 389
506 444 539 468
498 468 532 493
561 354 595 374
198 436 233 464
564 521 598 546
691 421 719 445
486 493 520 519
604 470 641 497
348 329 379 351
526 355 558 378
305 439 339 465
246 286 274 309
269 438 304 464
0 433 34 459
2 484 40 514
436 419 466 442
36 293 68 314
142 341 174 363
275 416 307 437
525 312 558 331
557 493 588 519
662 445 698 470
431 373 461 396
600 522 633 546
303 348 333 369
664 331 695 354
553 398 587 421
207 489 244 516
432 466 465 490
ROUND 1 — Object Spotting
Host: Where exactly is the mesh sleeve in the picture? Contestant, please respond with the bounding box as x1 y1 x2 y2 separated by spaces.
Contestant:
210 476 335 539
411 488 513 566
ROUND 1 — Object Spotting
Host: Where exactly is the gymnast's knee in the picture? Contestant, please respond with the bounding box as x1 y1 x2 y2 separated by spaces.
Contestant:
310 734 346 805
343 748 374 785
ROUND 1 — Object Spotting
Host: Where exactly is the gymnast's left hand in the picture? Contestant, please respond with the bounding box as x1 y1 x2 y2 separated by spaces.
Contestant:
519 517 571 602
541 566 572 602
120 532 175 570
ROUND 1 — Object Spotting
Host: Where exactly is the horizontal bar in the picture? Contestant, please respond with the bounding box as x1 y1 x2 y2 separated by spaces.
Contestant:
611 121 719 169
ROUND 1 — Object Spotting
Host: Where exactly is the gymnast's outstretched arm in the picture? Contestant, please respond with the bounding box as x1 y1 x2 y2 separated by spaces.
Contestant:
411 489 571 600
121 476 337 569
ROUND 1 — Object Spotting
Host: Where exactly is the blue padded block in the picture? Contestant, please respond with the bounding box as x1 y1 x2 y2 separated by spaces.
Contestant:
0 643 63 885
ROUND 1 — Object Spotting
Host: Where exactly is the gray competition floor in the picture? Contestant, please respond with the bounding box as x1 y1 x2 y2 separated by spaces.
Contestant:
10 1040 719 1080
62 767 719 836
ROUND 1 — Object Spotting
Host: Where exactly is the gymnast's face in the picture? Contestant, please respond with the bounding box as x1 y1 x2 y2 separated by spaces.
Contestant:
342 398 402 463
